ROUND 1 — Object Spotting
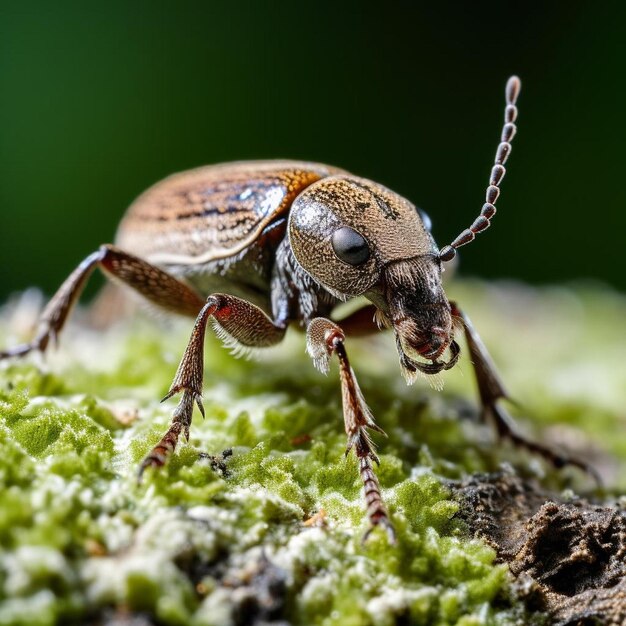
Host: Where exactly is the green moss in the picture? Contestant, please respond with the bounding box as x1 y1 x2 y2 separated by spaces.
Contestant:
0 282 624 625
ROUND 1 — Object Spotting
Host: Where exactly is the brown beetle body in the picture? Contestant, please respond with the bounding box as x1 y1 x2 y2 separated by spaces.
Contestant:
1 77 594 542
116 160 452 374
116 160 340 264
115 161 345 312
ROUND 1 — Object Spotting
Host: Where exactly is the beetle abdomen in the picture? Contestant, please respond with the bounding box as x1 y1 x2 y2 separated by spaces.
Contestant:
115 160 344 267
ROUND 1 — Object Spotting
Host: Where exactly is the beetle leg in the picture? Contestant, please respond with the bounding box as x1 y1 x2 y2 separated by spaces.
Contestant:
0 244 205 359
306 317 395 544
333 304 381 337
139 294 286 477
450 302 601 483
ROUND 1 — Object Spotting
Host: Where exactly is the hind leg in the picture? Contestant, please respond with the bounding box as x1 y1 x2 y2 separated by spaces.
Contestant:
0 244 205 358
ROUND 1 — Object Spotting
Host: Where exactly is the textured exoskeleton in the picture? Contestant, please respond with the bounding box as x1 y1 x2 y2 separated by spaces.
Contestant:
0 77 593 541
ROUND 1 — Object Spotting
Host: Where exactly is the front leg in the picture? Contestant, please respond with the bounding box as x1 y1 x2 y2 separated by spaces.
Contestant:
450 302 600 483
306 317 395 543
139 294 286 477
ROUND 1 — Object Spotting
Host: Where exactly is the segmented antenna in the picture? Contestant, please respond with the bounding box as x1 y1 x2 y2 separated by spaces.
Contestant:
439 76 521 263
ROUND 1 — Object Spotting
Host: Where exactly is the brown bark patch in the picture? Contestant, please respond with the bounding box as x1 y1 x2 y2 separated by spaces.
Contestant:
453 473 626 625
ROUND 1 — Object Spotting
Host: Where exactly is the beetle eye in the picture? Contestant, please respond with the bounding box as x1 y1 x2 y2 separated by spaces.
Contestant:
418 208 432 231
331 227 371 265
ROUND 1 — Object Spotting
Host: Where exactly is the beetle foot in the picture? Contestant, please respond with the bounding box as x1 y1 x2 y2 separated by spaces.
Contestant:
489 403 603 487
0 343 37 359
358 453 396 544
137 448 167 482
544 449 603 487
138 390 197 483
137 430 191 482
0 328 55 360
344 429 396 544
362 514 397 545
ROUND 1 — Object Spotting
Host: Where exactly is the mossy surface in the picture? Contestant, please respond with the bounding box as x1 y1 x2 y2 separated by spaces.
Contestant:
0 281 624 625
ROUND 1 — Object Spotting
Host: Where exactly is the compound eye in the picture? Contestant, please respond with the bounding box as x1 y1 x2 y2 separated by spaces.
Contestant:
331 226 371 265
418 208 432 231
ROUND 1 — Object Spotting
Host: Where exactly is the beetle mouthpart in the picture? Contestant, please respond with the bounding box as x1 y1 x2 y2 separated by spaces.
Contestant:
412 326 449 361
395 321 450 363
399 339 461 381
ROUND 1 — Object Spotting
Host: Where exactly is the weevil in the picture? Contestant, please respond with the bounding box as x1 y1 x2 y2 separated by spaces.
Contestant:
0 76 593 541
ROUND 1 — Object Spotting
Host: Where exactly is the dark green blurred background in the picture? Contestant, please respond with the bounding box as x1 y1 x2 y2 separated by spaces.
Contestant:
1 1 625 300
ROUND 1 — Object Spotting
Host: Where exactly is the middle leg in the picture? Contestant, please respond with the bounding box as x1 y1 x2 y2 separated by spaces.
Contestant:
306 317 395 543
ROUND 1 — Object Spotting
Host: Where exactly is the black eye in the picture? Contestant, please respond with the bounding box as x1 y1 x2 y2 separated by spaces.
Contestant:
331 227 371 265
417 208 432 231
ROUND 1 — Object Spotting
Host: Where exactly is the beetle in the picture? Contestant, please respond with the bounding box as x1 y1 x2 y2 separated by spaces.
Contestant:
0 76 591 541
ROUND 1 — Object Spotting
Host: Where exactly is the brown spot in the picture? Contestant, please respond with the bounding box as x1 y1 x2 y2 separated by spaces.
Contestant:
303 509 327 528
290 433 312 446
85 538 107 557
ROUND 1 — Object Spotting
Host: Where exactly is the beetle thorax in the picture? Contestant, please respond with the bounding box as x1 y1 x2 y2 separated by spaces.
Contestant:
288 175 437 299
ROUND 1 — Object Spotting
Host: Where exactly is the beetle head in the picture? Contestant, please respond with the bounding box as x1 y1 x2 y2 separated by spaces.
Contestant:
288 175 436 296
288 77 522 379
288 175 458 380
